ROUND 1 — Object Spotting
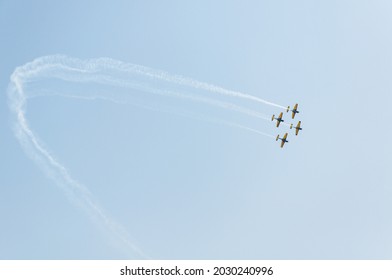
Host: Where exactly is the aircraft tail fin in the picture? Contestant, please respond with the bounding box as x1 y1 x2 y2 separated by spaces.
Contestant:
271 114 275 121
276 134 279 141
290 124 293 129
286 106 290 112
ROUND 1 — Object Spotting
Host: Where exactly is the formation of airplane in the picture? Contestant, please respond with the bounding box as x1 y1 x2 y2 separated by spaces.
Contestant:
272 103 302 148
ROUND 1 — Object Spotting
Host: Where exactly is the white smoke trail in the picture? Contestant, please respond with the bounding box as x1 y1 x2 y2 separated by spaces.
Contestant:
8 75 147 259
7 55 280 257
28 91 275 140
13 55 286 110
123 62 286 109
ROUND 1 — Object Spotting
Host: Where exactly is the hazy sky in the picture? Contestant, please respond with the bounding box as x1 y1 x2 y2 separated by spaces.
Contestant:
1 0 392 259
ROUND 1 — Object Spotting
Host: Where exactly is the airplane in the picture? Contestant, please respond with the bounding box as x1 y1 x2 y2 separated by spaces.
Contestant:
286 103 299 119
290 121 302 136
276 133 288 148
271 112 284 127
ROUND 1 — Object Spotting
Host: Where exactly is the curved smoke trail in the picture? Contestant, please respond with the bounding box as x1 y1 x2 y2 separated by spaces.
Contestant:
7 55 280 257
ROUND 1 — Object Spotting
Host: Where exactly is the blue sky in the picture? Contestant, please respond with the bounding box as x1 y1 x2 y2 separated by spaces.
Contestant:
1 0 392 259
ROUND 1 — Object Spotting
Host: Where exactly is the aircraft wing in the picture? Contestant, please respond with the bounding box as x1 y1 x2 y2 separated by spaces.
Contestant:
292 104 298 119
276 112 283 127
280 140 285 148
295 121 301 135
283 133 288 140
